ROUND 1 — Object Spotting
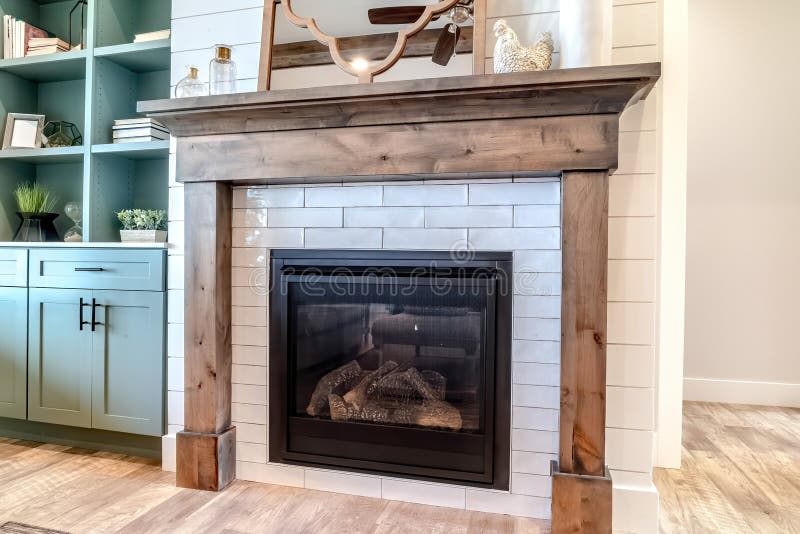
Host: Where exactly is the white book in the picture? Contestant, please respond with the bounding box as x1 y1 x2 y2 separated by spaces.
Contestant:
3 16 10 59
15 19 22 58
113 136 168 144
133 29 170 43
113 117 166 128
8 16 16 59
113 127 170 140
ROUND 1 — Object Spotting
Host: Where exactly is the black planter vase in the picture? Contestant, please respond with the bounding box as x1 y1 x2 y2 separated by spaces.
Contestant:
13 212 60 242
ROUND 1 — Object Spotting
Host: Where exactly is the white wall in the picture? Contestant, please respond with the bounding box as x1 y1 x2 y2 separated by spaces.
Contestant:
166 1 666 531
684 0 800 407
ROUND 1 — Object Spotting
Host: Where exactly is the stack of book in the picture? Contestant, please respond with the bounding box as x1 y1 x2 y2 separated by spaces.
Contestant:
133 29 170 43
3 15 59 58
26 37 70 57
112 118 169 144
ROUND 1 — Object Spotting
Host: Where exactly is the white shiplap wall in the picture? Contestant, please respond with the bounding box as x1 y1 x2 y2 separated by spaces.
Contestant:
165 1 662 531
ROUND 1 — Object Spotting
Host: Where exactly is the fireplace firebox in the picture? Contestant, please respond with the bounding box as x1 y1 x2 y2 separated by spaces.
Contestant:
269 250 512 489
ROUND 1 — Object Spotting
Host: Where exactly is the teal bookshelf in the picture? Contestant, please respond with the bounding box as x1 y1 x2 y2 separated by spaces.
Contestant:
0 0 171 242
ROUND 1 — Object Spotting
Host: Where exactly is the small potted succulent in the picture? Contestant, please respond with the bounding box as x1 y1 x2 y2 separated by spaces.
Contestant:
13 182 60 242
117 209 167 243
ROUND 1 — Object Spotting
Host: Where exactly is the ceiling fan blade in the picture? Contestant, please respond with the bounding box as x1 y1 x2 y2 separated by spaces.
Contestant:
368 6 428 24
432 24 460 66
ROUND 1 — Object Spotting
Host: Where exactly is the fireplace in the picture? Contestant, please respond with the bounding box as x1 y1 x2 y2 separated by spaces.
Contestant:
269 250 512 489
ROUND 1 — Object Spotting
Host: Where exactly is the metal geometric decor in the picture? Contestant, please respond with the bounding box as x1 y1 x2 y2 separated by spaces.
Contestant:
43 121 83 147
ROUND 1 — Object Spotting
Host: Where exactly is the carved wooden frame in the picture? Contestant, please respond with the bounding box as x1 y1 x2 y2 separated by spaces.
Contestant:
258 0 469 89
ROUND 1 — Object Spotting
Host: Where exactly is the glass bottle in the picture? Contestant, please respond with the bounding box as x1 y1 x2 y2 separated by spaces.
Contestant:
209 44 237 95
174 66 206 98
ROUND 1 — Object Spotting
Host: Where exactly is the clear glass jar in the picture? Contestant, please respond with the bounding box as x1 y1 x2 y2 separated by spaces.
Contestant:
63 201 83 242
174 66 206 98
209 44 237 95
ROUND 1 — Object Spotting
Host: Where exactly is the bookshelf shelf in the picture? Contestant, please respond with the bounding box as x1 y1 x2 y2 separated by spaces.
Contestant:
94 39 170 73
0 49 87 81
0 0 171 242
0 146 83 163
92 140 169 160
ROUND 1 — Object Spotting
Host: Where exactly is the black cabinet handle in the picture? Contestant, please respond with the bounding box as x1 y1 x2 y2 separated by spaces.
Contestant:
79 298 92 331
91 299 105 331
75 267 104 272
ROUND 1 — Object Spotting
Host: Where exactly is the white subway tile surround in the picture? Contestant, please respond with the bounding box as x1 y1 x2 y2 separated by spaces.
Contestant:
230 179 563 519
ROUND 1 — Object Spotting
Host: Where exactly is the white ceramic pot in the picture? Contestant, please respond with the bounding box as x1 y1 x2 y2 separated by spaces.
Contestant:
120 229 167 243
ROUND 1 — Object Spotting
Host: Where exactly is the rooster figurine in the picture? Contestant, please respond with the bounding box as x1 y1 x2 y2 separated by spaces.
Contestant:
492 19 554 74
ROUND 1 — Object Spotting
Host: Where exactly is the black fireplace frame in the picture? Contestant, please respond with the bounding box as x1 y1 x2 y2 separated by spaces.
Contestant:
269 249 512 490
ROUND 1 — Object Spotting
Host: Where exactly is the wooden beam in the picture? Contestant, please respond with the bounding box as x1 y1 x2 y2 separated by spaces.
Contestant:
551 464 612 534
559 170 609 476
175 115 618 184
271 27 473 70
177 181 235 491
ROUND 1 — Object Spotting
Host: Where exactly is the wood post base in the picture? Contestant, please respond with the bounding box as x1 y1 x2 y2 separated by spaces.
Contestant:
176 427 236 491
551 461 612 534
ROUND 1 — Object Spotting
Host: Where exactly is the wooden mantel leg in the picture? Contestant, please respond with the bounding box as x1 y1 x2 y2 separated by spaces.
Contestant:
552 171 612 533
177 181 236 491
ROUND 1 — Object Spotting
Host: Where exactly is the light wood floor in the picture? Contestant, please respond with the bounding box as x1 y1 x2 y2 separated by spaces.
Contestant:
3 402 798 533
654 401 800 533
0 437 548 534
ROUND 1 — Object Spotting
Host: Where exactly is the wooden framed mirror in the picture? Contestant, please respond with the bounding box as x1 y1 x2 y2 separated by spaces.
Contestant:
258 0 486 90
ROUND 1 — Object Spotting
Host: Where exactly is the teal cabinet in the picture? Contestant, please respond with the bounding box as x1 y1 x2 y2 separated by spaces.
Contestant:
92 290 165 436
0 287 27 419
8 247 166 439
28 288 93 428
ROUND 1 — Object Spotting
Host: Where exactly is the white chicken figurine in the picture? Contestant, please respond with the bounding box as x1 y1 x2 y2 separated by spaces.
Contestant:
492 19 554 74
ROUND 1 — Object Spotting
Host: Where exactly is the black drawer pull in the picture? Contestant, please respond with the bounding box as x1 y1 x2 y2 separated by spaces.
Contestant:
75 267 104 272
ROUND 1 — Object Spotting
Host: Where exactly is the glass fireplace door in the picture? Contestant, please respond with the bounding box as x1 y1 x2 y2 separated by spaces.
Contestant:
289 276 489 436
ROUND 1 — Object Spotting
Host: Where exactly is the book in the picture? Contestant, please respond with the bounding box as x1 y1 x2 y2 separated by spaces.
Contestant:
22 22 49 56
133 29 170 43
2 16 56 58
113 127 170 140
3 15 13 59
26 46 70 57
26 36 70 57
113 136 169 144
28 37 69 47
113 117 166 128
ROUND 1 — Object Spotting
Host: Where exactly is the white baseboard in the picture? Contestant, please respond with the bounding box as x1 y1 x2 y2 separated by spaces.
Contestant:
162 434 177 472
612 482 659 534
684 377 800 408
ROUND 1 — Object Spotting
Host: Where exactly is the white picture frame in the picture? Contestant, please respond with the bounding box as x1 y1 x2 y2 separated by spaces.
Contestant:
2 113 45 149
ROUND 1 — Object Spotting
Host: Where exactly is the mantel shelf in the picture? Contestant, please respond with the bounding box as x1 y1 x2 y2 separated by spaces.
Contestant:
139 63 661 138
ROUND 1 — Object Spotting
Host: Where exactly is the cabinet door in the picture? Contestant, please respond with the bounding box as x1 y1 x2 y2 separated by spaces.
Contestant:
0 287 27 419
28 288 93 428
91 290 165 436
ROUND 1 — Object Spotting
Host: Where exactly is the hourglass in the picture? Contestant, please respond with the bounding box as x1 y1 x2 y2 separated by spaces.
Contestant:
64 202 83 242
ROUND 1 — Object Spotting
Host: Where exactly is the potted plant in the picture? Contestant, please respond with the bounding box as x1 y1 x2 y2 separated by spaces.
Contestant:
117 209 167 243
12 182 60 242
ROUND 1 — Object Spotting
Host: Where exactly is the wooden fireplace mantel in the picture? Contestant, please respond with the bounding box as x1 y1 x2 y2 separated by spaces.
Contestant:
140 63 660 533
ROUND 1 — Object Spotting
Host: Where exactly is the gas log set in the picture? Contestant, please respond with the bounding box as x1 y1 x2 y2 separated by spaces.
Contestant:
305 360 465 431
